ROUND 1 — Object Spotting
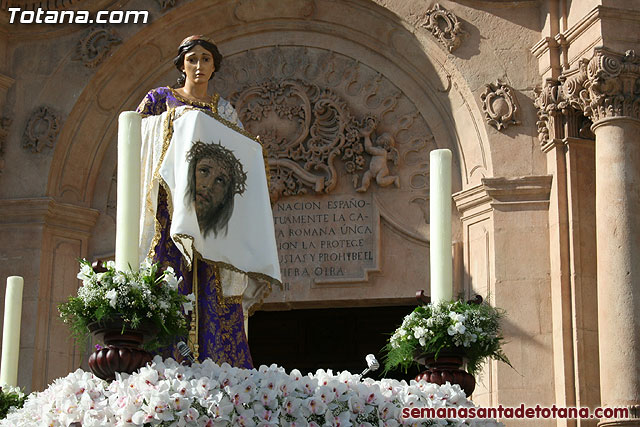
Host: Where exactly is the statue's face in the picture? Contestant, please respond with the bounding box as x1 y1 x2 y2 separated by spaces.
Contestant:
195 157 230 218
182 44 215 85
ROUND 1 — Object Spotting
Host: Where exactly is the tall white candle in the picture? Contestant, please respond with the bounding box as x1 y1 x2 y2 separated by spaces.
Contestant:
430 149 453 304
115 111 142 272
0 276 24 387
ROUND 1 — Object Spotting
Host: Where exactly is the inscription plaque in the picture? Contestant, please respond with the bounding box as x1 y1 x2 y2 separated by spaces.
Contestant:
273 193 379 289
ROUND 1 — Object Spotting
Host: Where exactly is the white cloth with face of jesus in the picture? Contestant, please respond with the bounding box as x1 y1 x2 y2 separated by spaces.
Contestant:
139 106 281 317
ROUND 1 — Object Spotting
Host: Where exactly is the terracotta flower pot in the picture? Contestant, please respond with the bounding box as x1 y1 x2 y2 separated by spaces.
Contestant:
414 351 476 396
87 316 157 381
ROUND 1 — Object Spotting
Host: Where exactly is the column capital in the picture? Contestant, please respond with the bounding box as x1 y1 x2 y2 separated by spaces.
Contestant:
534 78 594 152
454 175 553 219
561 48 640 124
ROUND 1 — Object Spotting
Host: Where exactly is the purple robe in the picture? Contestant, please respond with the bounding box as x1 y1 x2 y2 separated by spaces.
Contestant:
137 87 253 368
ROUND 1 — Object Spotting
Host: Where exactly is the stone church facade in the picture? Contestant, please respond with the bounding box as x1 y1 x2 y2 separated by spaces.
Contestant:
0 0 638 425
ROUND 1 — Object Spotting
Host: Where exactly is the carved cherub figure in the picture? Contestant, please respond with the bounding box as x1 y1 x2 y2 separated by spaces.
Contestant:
356 124 400 192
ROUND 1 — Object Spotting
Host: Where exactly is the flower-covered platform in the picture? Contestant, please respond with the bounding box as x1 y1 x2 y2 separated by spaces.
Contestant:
2 357 502 426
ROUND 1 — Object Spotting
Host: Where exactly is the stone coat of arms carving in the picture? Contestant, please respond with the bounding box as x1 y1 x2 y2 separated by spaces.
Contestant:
230 79 400 201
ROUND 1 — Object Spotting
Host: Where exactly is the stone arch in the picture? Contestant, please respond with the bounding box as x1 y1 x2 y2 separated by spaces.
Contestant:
46 0 493 211
32 0 500 388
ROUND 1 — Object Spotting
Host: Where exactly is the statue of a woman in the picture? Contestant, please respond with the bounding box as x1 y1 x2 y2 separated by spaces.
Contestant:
136 35 255 368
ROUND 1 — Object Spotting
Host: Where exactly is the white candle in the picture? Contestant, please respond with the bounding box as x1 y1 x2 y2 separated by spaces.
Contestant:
0 276 24 387
115 111 142 272
430 149 453 304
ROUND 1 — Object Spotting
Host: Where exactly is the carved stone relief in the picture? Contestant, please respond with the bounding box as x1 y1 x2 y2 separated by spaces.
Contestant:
22 106 60 153
73 25 121 68
215 47 434 203
211 46 436 288
419 3 465 53
231 79 400 201
481 80 520 131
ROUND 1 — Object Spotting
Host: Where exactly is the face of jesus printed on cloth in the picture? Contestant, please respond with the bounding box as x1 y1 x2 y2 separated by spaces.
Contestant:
185 141 247 238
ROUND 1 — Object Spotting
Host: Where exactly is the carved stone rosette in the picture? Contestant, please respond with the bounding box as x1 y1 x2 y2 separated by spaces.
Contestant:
22 106 60 153
481 80 520 131
73 25 122 68
420 3 465 53
560 48 640 123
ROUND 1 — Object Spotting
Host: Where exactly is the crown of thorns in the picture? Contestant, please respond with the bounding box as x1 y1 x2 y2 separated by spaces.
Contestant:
186 141 247 195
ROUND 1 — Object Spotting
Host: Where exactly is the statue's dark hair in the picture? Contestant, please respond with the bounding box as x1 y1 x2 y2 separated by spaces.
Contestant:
185 141 247 238
173 38 222 87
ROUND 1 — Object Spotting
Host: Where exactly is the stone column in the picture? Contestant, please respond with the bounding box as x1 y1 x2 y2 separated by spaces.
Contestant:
593 115 640 426
535 79 600 426
563 48 640 426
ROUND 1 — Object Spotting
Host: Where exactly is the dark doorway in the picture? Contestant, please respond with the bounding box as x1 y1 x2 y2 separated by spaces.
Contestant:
248 305 422 381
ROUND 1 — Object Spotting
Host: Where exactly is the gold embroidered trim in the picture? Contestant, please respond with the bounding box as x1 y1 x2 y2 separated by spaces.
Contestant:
190 256 199 360
207 259 280 291
173 232 194 270
168 87 219 111
152 108 177 184
148 213 161 261
211 263 243 306
147 110 177 261
147 178 175 261
247 280 273 317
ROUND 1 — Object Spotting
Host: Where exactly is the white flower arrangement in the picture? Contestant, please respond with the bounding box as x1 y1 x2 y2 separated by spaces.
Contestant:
2 357 503 426
385 301 511 376
58 259 193 350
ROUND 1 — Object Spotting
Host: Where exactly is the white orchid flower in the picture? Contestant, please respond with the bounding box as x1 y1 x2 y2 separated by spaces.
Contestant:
163 269 179 290
104 289 118 308
305 396 327 415
231 408 255 426
449 312 466 323
77 263 95 282
447 321 466 336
